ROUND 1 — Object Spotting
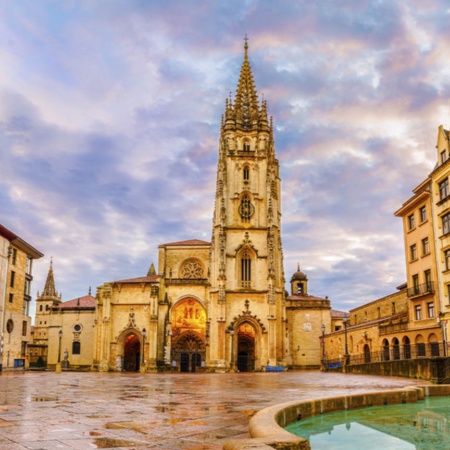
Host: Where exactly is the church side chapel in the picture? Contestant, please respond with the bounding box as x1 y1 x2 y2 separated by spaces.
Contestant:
37 41 333 372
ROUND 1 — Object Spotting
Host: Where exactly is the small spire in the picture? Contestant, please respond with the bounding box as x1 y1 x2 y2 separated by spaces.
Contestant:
42 258 58 298
297 262 300 271
244 34 249 58
147 263 156 276
88 286 92 295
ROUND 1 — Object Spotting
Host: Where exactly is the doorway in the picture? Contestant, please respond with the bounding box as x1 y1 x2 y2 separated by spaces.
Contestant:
123 334 141 372
237 323 255 372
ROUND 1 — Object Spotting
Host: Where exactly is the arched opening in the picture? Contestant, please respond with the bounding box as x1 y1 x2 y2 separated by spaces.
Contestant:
392 337 400 360
173 331 205 372
382 339 390 361
237 322 255 372
415 334 426 357
171 298 206 371
123 333 141 372
402 336 411 359
363 344 371 363
429 333 440 356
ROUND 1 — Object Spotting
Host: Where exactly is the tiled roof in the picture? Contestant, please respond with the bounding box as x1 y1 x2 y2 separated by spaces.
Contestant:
159 239 210 247
109 275 161 284
286 294 328 301
58 294 96 309
0 224 44 259
330 309 348 318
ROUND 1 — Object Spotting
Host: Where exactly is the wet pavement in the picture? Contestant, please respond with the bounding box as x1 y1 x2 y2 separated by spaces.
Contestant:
0 371 427 449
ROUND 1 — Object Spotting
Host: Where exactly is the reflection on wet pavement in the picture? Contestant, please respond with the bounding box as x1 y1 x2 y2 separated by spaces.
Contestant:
0 371 426 449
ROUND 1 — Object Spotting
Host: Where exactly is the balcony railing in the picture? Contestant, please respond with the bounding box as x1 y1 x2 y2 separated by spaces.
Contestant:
379 321 409 335
407 281 435 298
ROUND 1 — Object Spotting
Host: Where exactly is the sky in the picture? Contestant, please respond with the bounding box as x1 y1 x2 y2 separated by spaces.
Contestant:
2 0 450 316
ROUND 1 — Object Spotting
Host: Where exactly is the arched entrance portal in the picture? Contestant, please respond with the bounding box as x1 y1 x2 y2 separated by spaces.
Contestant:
123 334 141 372
171 298 206 372
173 331 205 372
237 322 255 372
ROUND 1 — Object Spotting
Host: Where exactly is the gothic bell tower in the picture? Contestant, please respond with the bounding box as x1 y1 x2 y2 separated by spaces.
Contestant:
207 40 286 371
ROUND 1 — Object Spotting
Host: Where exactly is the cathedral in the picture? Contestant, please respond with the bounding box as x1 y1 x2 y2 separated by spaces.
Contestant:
32 42 333 373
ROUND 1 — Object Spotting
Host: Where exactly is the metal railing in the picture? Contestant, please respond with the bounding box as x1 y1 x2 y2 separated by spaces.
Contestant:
407 281 435 298
348 342 445 365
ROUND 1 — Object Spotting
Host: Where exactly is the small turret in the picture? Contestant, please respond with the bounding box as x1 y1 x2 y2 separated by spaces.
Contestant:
291 263 308 295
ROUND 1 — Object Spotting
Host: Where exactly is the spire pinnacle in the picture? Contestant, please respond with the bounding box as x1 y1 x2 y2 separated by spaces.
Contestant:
147 263 156 276
42 258 58 298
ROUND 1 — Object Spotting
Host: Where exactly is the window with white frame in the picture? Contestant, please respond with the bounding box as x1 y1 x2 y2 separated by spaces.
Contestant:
415 305 422 320
440 178 450 201
443 212 450 235
422 237 429 255
420 206 427 223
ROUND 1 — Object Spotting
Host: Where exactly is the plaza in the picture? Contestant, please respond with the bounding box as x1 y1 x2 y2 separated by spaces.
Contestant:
0 371 427 449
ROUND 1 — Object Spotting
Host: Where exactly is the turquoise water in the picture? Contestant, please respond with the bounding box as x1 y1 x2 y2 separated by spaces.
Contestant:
285 397 450 449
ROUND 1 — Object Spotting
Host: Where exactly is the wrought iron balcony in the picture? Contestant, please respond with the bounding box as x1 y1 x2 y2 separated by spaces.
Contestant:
407 281 435 298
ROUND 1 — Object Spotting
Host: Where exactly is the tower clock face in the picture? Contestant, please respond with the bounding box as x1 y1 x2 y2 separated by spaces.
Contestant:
239 198 255 219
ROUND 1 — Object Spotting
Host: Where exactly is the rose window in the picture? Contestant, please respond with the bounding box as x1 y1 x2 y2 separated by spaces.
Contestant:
181 260 204 278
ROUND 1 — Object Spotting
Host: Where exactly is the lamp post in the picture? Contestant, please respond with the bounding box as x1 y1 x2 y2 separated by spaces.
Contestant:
321 324 326 371
140 328 147 373
228 325 235 373
56 329 62 373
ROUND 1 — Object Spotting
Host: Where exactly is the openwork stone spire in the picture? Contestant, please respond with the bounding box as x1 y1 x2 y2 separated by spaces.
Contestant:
43 258 58 297
224 36 269 131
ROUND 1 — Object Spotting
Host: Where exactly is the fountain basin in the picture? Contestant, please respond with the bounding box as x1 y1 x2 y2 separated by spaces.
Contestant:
223 385 450 450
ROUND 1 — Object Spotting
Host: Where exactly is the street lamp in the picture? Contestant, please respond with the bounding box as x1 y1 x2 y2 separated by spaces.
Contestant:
55 329 63 373
321 324 326 371
58 329 63 363
228 325 235 373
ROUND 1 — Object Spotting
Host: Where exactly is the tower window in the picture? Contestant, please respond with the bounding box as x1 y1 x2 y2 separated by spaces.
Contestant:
241 251 251 288
243 166 249 181
243 141 250 151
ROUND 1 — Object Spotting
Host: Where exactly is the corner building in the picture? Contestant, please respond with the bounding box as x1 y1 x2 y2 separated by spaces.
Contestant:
93 43 288 372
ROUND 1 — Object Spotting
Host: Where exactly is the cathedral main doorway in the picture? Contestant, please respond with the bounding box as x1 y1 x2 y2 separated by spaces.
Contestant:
171 298 206 372
173 331 205 372
237 323 255 372
123 333 141 372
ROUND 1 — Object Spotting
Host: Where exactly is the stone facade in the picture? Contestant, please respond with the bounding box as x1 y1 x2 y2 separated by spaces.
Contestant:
0 224 43 371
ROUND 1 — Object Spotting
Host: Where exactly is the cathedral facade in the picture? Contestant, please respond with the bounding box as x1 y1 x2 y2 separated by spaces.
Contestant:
34 43 332 373
94 42 288 373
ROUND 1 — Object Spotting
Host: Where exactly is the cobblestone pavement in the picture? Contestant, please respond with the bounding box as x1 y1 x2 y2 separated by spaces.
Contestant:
0 371 428 449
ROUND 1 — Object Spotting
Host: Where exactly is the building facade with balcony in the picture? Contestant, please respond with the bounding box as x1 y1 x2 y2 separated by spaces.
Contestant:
430 125 450 350
0 224 43 371
394 175 442 350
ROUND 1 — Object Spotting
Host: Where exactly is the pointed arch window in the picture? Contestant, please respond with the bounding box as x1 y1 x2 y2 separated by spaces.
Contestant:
241 250 252 288
243 166 250 182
